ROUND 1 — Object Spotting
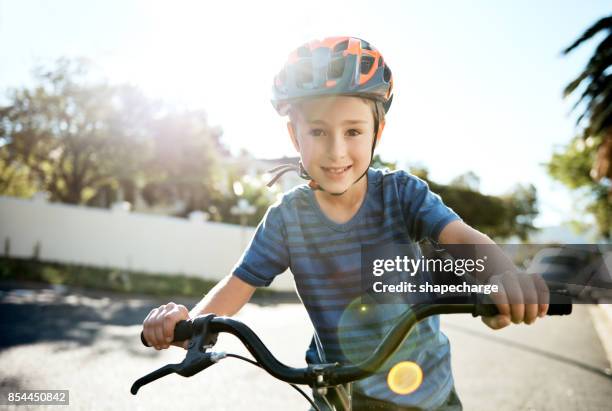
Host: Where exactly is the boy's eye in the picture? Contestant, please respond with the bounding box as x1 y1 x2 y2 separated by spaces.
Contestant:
307 128 362 137
309 129 325 137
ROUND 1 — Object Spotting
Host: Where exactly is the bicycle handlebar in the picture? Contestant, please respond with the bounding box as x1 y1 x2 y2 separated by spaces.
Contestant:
135 298 572 392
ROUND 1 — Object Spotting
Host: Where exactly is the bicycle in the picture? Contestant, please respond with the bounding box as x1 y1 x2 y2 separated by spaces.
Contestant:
132 295 572 411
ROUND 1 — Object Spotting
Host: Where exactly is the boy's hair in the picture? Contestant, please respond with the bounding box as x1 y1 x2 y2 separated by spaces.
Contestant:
287 97 384 136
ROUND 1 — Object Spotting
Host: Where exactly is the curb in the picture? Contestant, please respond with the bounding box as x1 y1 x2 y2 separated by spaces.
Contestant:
600 303 612 325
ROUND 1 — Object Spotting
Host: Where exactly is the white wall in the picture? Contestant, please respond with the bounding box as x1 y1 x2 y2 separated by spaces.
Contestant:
0 195 296 292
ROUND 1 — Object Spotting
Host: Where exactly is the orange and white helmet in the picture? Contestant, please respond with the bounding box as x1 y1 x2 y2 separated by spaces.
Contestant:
271 36 393 117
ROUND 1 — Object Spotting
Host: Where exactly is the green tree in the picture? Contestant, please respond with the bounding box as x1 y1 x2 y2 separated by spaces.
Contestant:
140 110 222 216
0 58 150 204
561 15 611 190
371 154 397 170
432 180 538 242
545 15 612 240
0 142 37 197
450 171 481 192
412 168 539 241
546 135 610 240
0 57 225 214
207 163 279 227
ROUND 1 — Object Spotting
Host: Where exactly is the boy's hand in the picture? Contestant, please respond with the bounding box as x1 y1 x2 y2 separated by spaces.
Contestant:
482 271 550 330
142 302 190 350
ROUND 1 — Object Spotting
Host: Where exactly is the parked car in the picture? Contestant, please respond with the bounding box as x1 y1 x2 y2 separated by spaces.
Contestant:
526 247 595 297
581 251 612 302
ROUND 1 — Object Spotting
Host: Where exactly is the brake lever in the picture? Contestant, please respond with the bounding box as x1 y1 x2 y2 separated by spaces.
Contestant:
131 314 223 395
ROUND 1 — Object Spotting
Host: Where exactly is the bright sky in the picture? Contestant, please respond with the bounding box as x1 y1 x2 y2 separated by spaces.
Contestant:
0 0 610 228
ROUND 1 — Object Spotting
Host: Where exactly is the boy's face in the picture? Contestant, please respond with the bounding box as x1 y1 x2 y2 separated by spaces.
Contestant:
287 96 375 195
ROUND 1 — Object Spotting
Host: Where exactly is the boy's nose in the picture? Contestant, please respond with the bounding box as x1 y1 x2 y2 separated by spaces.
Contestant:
327 134 348 160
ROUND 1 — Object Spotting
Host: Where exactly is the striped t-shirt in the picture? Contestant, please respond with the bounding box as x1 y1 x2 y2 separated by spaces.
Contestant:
233 167 462 410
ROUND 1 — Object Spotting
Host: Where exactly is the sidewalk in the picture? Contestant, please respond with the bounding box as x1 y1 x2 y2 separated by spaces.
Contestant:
590 303 612 368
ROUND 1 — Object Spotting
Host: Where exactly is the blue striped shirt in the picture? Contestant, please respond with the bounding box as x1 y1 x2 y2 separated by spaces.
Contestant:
233 167 462 410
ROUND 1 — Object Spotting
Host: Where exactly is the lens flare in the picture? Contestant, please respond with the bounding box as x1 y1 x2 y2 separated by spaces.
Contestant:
387 361 423 395
336 298 418 368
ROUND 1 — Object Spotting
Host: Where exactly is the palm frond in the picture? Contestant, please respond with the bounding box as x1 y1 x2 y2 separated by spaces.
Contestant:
562 15 612 55
563 70 590 97
585 92 612 136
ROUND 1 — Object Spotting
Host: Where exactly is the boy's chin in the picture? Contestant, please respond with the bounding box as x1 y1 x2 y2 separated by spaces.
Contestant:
317 179 353 194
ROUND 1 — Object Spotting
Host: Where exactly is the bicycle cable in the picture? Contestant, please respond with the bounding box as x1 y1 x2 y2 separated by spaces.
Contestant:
225 353 322 411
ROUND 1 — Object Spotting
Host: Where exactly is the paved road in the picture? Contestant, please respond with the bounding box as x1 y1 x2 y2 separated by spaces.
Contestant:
0 283 611 410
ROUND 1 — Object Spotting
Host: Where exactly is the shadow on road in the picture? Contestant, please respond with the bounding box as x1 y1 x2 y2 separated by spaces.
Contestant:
0 280 298 351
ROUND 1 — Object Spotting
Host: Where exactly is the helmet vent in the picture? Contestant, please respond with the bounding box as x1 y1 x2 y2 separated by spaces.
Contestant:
360 40 373 50
360 56 375 75
383 65 392 83
328 58 345 79
333 40 349 53
296 61 313 87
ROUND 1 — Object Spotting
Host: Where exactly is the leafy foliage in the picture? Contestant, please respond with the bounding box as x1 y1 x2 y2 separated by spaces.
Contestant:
0 58 151 204
546 135 610 239
431 179 538 242
0 58 223 214
561 15 612 184
547 15 612 240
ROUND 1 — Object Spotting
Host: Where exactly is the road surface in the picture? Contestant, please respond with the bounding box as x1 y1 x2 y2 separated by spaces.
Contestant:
0 283 611 410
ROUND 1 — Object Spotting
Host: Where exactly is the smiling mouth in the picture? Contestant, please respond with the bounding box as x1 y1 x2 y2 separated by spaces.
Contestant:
321 165 352 174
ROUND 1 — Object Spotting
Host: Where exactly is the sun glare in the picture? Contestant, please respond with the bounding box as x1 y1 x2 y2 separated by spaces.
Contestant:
102 1 311 159
387 361 423 395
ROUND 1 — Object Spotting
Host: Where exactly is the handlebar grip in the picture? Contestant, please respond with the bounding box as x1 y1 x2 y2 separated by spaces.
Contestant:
474 303 572 318
173 320 194 341
546 303 573 315
140 319 195 347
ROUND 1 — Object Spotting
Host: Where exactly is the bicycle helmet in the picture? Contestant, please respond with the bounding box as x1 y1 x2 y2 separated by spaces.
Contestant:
268 36 394 195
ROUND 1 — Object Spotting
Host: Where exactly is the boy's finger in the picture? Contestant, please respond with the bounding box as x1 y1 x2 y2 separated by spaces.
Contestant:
143 308 158 347
164 308 187 342
502 273 524 324
163 316 175 343
519 275 538 324
153 310 167 348
145 308 159 347
143 326 154 348
533 274 550 317
489 275 509 317
482 314 510 330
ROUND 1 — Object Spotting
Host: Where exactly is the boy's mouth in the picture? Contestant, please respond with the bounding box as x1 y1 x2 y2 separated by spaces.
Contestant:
321 165 352 175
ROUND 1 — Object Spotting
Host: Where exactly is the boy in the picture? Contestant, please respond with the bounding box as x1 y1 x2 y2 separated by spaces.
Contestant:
142 36 549 410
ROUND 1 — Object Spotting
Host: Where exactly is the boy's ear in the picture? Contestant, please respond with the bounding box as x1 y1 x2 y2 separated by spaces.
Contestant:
287 121 300 151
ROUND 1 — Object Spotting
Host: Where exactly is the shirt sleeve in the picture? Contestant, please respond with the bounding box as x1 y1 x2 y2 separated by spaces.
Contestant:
400 172 463 244
232 203 290 287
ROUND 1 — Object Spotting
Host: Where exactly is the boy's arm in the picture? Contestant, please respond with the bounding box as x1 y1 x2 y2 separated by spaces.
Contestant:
437 220 549 329
189 274 256 317
439 220 493 245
